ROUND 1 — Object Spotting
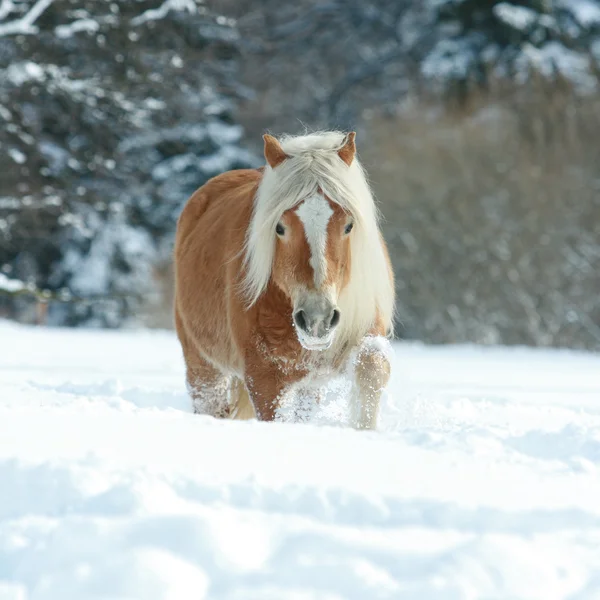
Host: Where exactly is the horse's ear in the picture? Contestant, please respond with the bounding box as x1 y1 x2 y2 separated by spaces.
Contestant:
338 132 356 166
263 134 288 169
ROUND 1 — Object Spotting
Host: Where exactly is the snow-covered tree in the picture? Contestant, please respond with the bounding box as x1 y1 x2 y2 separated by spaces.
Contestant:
0 0 258 326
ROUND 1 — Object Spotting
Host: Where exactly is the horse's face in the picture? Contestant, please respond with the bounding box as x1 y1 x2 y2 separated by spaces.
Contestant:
272 192 353 351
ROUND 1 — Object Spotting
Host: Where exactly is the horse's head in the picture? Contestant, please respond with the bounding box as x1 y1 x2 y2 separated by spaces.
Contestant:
265 133 357 351
272 190 353 350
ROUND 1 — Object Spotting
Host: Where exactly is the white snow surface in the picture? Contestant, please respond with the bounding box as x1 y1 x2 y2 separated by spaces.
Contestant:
1 319 600 599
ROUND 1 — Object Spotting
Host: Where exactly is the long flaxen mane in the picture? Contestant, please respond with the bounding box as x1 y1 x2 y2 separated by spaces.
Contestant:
242 131 394 351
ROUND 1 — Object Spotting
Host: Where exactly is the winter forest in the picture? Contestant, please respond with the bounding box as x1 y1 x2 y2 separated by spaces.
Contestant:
1 0 599 350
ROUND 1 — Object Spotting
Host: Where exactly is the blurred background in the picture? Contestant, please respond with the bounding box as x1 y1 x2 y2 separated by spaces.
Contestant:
0 0 598 350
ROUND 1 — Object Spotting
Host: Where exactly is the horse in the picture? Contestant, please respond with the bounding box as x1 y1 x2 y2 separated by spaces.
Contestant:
173 131 395 429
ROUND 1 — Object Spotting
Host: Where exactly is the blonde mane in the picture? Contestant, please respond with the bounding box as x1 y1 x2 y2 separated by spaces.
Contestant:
243 131 394 349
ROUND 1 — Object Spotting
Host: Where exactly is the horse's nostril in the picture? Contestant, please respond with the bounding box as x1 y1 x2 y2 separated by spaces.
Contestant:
330 309 340 328
294 310 308 332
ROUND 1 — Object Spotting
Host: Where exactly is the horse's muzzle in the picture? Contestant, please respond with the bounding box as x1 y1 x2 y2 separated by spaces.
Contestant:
293 297 340 351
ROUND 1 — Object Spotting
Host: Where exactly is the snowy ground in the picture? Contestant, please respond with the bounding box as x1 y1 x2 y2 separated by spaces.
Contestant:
1 320 600 600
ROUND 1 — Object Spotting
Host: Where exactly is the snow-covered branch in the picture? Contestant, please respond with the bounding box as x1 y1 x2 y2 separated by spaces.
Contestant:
0 0 15 22
0 0 54 37
131 0 196 27
0 273 25 294
55 18 99 39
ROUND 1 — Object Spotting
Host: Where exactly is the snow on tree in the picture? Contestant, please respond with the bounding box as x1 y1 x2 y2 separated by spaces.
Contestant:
0 0 258 326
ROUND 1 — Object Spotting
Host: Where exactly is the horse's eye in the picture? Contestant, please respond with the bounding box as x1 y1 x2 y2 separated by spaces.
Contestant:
344 222 354 235
276 223 285 236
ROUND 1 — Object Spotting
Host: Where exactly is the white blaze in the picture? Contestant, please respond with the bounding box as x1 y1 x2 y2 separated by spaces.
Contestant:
295 193 334 287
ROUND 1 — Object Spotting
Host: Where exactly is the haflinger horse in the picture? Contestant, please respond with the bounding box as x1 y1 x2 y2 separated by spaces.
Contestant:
174 131 395 429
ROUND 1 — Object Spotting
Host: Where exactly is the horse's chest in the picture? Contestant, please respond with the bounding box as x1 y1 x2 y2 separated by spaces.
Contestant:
252 321 340 385
266 347 337 382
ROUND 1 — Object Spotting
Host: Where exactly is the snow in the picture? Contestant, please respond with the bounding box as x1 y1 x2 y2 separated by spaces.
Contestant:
59 218 156 297
493 3 538 31
7 149 25 165
0 274 25 293
562 0 600 28
0 0 15 22
0 0 53 37
131 0 197 26
55 18 100 39
516 42 597 90
1 319 600 598
421 38 476 80
2 62 45 86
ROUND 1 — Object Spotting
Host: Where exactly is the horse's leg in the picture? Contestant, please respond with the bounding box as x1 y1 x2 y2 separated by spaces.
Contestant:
350 338 392 430
185 358 231 418
175 307 231 418
243 355 304 422
244 370 284 421
230 377 256 420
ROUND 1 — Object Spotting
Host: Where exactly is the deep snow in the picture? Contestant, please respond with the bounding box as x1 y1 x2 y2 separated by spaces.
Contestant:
1 319 600 599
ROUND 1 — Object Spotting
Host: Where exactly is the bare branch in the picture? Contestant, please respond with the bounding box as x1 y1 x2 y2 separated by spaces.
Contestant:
327 46 405 117
0 281 142 306
267 3 340 41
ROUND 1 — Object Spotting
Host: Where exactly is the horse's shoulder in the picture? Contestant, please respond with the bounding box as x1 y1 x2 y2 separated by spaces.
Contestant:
177 168 263 234
203 167 264 194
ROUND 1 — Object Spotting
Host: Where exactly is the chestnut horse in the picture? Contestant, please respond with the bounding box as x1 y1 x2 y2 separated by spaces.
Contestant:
174 131 395 429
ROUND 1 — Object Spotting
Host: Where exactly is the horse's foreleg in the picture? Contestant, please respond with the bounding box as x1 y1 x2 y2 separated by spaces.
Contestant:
243 356 305 422
244 369 284 422
176 306 231 418
350 338 392 430
185 360 231 418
